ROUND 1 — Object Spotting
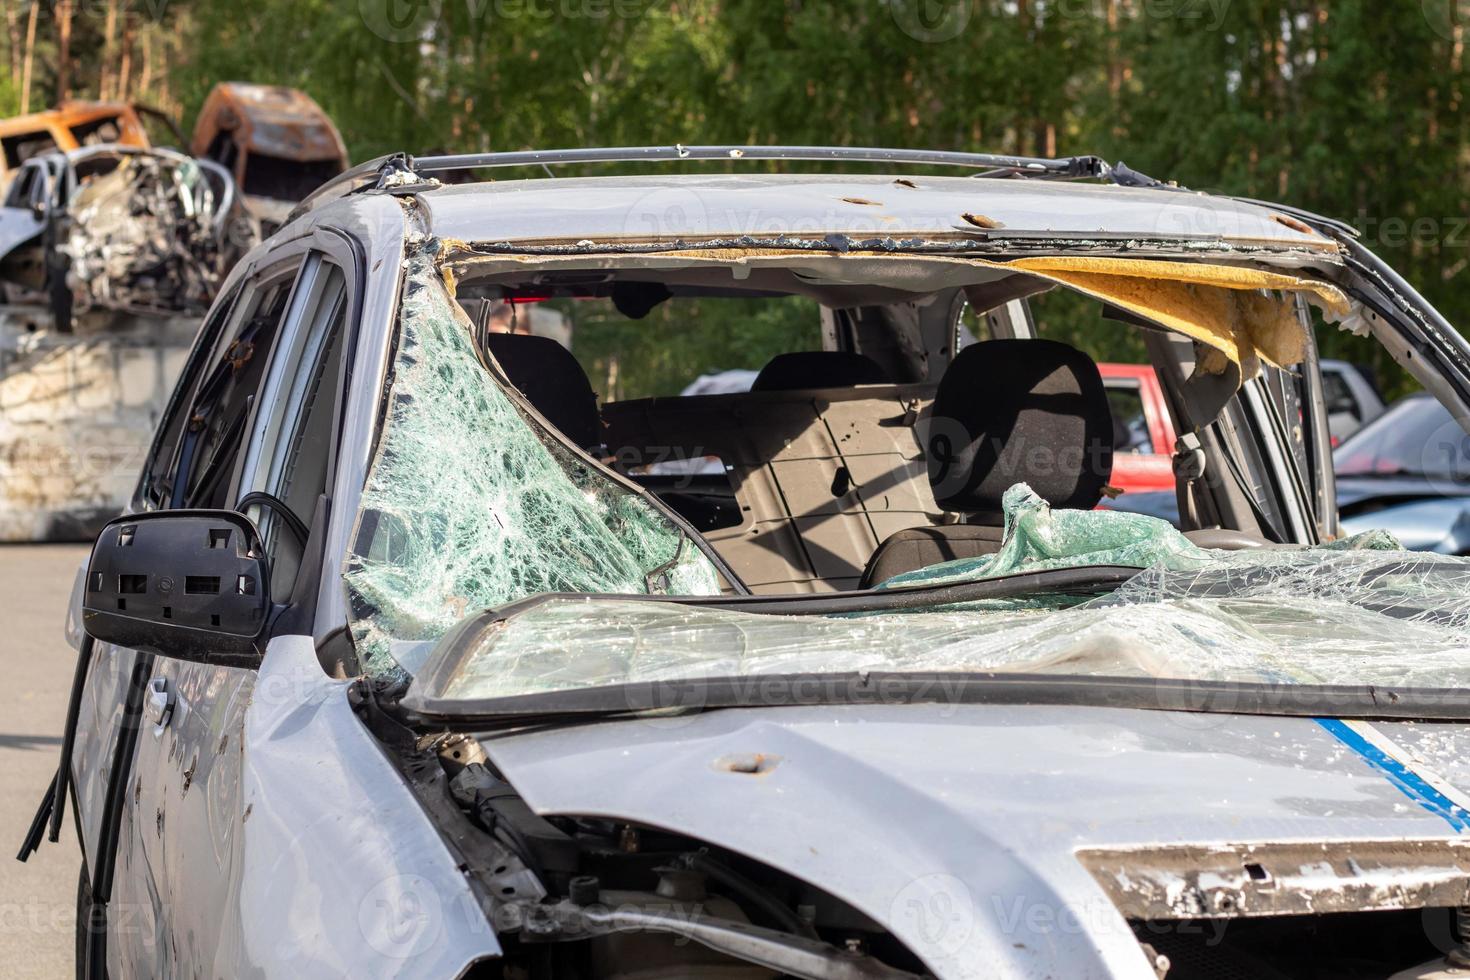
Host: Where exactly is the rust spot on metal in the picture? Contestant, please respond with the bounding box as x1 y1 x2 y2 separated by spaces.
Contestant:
1272 213 1316 236
714 752 781 775
190 83 349 171
1079 839 1470 919
960 212 1003 230
226 339 255 372
0 101 152 179
181 754 197 796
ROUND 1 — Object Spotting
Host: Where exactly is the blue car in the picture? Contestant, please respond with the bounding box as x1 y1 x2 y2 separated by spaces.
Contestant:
1334 393 1470 553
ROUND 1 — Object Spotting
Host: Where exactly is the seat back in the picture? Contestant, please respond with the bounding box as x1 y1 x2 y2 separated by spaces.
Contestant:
484 333 602 451
926 338 1114 523
603 382 937 592
751 351 891 391
860 339 1115 586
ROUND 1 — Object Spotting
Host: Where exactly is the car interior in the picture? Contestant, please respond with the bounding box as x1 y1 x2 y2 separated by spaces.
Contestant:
451 260 1321 595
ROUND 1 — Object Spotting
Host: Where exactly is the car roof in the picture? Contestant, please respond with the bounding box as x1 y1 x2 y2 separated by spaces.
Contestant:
411 172 1337 251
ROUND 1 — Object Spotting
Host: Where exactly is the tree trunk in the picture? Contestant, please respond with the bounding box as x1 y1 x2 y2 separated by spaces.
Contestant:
136 23 151 96
99 0 119 100
56 0 73 103
19 0 37 113
4 0 22 92
117 14 132 100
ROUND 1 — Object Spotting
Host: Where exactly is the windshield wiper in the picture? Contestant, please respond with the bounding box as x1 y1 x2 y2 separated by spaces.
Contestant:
398 670 1470 730
465 564 1142 621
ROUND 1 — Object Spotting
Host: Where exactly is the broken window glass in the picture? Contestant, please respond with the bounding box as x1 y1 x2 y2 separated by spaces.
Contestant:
423 483 1470 702
344 255 722 675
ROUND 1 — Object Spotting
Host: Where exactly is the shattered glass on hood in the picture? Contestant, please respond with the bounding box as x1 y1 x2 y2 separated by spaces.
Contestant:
431 485 1470 702
875 484 1398 589
343 255 721 674
876 484 1213 589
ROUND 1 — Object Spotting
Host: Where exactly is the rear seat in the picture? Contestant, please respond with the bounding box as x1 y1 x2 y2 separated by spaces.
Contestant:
605 352 940 592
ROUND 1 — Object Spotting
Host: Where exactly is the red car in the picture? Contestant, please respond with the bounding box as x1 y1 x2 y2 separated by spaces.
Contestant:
1099 362 1176 494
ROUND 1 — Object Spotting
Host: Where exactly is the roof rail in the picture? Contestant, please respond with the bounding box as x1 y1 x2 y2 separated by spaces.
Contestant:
286 145 1112 225
411 144 1110 178
283 152 408 226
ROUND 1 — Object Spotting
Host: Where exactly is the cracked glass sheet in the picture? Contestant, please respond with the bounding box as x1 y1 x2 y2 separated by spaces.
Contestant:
344 256 720 675
876 484 1216 589
437 486 1470 700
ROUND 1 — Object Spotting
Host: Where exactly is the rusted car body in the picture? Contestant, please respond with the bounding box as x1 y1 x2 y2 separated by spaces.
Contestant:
0 101 151 180
191 82 350 234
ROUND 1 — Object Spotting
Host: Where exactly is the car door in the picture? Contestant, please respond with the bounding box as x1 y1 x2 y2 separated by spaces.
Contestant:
73 236 359 978
1101 368 1176 495
61 275 249 963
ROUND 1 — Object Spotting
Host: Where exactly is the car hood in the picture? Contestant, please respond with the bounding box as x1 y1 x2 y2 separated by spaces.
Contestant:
0 204 44 259
483 704 1470 980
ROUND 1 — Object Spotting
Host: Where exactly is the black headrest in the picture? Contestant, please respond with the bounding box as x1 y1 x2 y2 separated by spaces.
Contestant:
927 339 1113 521
484 333 601 451
751 351 891 392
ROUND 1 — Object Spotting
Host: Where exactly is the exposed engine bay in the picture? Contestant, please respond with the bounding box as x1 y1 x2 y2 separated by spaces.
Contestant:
403 731 935 980
394 728 1470 980
58 151 236 315
0 145 246 330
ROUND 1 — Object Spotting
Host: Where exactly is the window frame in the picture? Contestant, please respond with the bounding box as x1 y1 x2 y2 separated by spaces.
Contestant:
236 249 355 600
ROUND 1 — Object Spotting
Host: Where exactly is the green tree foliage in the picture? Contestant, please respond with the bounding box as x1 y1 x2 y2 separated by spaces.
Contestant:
553 294 820 401
8 0 1467 398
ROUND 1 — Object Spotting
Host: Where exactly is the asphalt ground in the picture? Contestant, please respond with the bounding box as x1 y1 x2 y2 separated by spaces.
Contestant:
0 544 90 979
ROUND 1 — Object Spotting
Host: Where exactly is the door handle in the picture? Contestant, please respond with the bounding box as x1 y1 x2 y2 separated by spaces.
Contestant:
145 677 174 730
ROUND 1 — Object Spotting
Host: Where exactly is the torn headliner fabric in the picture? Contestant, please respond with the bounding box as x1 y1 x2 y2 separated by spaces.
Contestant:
449 248 1351 386
342 254 721 675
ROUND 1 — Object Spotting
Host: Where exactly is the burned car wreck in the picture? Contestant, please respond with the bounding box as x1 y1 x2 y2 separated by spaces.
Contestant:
0 144 248 540
0 143 243 323
23 146 1470 980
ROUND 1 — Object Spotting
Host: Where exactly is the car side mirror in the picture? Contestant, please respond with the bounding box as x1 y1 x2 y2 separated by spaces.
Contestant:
82 510 271 666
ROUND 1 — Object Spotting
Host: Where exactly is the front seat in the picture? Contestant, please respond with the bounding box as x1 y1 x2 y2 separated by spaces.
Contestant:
484 333 602 452
860 338 1114 588
751 351 891 391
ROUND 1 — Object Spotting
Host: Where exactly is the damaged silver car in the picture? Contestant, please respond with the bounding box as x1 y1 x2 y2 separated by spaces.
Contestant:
21 146 1470 980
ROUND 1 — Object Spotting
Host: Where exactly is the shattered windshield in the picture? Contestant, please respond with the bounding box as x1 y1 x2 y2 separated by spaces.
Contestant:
343 255 723 675
345 245 1470 706
429 484 1470 702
